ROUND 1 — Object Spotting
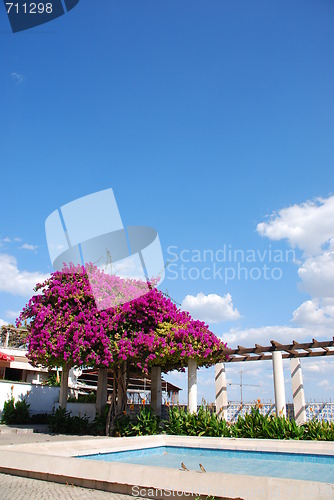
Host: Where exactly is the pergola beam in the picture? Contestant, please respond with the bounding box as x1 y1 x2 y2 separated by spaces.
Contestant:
224 338 334 362
227 350 334 362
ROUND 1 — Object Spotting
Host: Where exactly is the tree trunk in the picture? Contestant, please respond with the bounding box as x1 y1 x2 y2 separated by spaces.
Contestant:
96 366 108 416
59 364 69 409
106 362 128 436
150 366 162 417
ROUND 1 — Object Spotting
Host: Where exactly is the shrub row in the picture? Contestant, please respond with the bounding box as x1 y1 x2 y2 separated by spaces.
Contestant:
2 400 334 440
114 405 334 441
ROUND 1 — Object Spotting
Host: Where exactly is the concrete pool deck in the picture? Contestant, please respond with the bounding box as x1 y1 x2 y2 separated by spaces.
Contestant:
0 433 333 500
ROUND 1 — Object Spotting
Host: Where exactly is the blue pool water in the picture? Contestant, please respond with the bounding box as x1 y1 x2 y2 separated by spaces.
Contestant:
78 446 334 483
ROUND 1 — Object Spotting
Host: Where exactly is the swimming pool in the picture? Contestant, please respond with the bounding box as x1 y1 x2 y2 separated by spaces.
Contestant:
79 445 334 483
1 435 333 499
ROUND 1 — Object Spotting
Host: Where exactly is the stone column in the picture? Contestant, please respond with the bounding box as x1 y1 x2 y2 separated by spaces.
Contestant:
272 351 286 417
290 358 306 424
151 366 162 417
59 364 69 409
215 363 228 420
188 359 197 413
96 366 108 415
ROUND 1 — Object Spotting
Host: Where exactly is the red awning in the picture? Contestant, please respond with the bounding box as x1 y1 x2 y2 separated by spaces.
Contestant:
0 351 14 361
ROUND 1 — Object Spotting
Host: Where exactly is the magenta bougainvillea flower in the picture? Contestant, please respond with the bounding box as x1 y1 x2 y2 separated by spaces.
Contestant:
17 263 227 374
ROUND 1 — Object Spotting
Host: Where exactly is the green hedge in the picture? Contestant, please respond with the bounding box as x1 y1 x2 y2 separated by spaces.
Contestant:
110 405 334 440
2 399 334 440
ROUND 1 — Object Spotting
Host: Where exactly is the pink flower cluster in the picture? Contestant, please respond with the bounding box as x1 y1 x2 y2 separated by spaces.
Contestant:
17 263 228 373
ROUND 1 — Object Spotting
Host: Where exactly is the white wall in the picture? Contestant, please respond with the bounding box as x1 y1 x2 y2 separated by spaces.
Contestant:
54 402 96 421
0 380 60 416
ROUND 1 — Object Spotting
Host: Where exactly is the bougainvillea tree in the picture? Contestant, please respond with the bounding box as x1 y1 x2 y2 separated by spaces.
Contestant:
17 263 228 432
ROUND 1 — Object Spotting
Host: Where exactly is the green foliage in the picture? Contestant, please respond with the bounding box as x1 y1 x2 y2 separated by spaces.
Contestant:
231 406 306 440
304 419 334 441
163 405 188 435
111 407 160 437
131 407 160 436
1 398 16 424
48 407 91 435
108 407 161 437
231 406 271 439
1 398 30 425
44 372 60 387
92 405 110 436
163 406 231 437
29 413 49 424
68 393 96 403
162 404 333 441
113 414 134 437
2 397 333 440
13 400 31 424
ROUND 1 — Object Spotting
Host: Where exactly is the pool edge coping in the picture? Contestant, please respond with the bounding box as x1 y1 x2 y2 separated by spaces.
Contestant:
0 435 333 500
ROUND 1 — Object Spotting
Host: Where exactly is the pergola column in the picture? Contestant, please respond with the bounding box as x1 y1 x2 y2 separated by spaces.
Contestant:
272 351 286 417
215 363 228 420
290 358 306 424
188 359 197 413
151 366 162 417
96 367 108 415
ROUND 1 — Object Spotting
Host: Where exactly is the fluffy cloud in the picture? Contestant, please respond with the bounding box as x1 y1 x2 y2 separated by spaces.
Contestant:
20 243 38 251
298 251 334 297
0 253 48 296
181 292 240 323
221 325 308 347
257 195 334 322
5 310 21 320
257 196 334 256
292 299 334 327
301 359 334 390
11 72 24 84
0 319 7 327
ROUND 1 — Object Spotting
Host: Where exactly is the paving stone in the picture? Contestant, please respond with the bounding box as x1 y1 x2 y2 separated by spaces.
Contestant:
0 432 141 499
0 473 141 500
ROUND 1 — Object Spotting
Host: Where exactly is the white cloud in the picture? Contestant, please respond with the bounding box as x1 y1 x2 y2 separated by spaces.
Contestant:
181 292 240 323
198 377 215 387
292 299 334 327
3 237 10 243
0 319 7 327
0 253 48 296
5 310 21 320
298 251 334 297
318 379 330 388
221 325 309 347
257 196 334 256
257 195 334 315
302 359 334 375
111 255 145 281
20 243 38 251
11 72 24 84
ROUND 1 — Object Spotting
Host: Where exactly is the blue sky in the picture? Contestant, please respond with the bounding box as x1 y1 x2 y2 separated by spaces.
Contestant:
1 0 334 404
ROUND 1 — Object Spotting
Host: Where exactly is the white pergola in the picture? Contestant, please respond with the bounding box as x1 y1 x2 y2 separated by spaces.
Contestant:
150 338 334 421
213 338 334 423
